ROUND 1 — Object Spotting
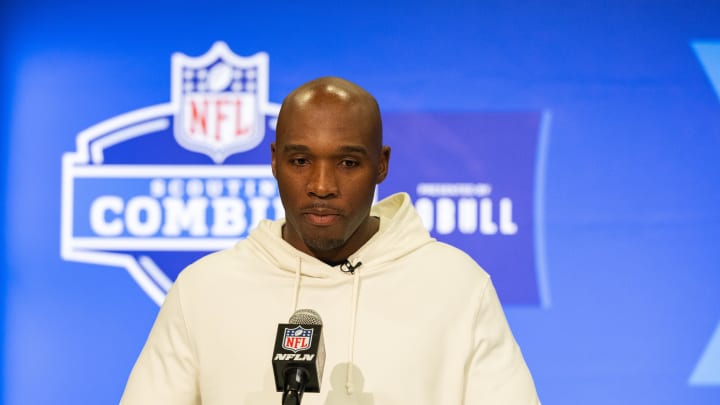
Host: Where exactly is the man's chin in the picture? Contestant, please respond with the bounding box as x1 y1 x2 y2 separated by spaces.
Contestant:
304 237 346 252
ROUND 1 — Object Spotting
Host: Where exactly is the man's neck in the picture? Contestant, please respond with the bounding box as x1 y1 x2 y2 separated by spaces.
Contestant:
281 216 380 264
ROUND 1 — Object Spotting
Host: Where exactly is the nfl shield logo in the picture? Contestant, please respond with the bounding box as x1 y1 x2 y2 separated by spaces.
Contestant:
171 42 270 163
283 326 314 353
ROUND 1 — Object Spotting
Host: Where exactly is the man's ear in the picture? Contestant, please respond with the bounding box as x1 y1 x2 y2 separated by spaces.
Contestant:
270 142 277 177
376 146 391 184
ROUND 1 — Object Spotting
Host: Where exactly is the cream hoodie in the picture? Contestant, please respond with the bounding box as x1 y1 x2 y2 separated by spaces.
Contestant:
120 193 540 405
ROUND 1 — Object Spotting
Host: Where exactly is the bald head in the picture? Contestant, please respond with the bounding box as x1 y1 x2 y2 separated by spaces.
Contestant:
275 77 383 151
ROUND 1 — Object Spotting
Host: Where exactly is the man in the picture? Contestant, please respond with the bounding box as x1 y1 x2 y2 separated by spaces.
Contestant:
120 77 540 404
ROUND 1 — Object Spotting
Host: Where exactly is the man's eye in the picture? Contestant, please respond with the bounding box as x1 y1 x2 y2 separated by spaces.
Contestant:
290 158 309 166
341 160 359 168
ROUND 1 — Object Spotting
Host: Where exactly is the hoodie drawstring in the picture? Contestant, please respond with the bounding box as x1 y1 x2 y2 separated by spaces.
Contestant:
291 256 302 314
345 265 361 394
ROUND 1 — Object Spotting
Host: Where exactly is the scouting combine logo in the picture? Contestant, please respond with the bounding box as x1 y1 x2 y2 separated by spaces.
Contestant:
61 42 282 305
60 42 551 309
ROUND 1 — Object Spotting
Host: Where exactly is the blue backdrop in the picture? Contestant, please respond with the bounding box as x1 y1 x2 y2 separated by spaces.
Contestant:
2 1 720 404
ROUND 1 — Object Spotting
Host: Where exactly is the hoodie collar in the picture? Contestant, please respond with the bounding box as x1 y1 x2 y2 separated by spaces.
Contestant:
244 192 433 278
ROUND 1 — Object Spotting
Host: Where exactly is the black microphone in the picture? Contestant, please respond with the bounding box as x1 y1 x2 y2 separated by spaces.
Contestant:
272 309 326 405
339 260 362 274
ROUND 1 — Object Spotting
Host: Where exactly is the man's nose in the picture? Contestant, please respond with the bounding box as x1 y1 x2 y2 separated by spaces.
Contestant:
307 161 338 198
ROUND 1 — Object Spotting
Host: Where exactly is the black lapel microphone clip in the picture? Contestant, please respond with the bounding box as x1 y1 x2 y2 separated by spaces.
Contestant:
339 260 363 274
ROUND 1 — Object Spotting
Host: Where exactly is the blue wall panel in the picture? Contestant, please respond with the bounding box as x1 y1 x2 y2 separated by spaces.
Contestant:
2 1 720 403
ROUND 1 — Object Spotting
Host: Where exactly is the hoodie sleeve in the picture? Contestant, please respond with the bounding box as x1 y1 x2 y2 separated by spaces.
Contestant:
119 278 200 405
463 278 540 404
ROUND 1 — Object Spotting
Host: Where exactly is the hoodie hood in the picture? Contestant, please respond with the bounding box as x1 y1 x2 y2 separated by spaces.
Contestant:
244 192 434 279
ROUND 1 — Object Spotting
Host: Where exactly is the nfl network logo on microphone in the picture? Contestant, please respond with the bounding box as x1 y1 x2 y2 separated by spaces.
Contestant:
61 42 282 305
283 326 314 353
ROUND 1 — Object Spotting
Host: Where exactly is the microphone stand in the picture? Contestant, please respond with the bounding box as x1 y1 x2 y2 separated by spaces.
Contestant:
282 368 308 405
282 390 300 405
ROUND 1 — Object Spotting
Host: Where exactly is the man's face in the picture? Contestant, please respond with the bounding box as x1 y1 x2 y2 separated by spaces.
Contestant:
271 96 389 261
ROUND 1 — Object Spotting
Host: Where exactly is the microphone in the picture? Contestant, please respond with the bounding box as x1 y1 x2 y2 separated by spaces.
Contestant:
272 309 326 405
339 260 362 274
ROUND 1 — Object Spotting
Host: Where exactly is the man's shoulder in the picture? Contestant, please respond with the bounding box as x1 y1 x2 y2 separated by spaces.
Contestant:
409 240 491 281
420 240 486 265
175 239 260 283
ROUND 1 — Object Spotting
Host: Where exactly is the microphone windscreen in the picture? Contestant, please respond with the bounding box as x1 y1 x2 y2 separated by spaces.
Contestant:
289 309 322 325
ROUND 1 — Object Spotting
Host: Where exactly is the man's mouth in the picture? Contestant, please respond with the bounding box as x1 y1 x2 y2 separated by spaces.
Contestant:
303 212 340 226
